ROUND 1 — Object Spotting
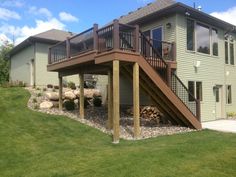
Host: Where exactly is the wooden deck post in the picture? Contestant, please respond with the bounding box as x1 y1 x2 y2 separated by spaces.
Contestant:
79 73 84 119
133 62 140 138
135 25 139 53
93 23 98 50
58 74 63 111
66 37 70 59
113 19 119 50
196 99 201 122
107 70 113 130
167 63 172 87
113 60 120 143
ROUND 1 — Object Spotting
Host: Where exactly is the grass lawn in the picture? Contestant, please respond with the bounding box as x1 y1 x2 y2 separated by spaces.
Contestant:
1 87 236 177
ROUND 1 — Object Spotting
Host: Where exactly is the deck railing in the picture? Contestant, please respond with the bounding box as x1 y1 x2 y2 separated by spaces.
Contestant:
149 39 176 61
48 25 98 64
139 31 200 120
48 20 200 121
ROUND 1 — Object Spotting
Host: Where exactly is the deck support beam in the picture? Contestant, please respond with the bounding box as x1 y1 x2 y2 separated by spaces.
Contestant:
133 62 140 138
79 73 84 119
112 60 120 143
59 74 63 111
107 70 113 130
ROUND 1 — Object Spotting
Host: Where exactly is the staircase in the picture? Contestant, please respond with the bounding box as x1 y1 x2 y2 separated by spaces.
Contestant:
121 31 201 129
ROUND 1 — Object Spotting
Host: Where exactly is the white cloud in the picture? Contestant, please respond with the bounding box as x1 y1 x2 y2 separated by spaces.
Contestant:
1 0 25 8
0 7 21 20
0 18 66 45
59 12 78 22
0 33 12 45
211 6 236 26
29 6 52 19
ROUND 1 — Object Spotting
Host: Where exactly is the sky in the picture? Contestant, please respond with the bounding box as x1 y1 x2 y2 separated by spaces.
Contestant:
0 0 236 45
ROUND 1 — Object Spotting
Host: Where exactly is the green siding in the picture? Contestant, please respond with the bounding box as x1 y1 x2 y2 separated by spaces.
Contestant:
10 45 34 85
176 14 227 121
35 42 79 86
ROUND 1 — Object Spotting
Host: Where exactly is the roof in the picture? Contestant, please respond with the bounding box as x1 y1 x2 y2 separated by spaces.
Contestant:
9 29 74 57
116 0 235 33
118 0 175 24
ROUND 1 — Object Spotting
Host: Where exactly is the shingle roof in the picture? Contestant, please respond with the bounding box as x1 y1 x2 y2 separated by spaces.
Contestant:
9 29 74 56
33 29 74 41
118 0 176 24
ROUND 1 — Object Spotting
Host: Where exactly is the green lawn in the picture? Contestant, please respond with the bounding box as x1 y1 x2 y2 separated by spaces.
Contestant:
1 87 236 177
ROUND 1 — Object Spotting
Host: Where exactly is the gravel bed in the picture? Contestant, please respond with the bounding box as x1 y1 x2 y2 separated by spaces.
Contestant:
26 87 196 140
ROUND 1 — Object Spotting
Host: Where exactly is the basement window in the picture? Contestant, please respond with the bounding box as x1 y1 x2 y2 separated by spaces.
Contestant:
226 85 232 104
188 81 202 102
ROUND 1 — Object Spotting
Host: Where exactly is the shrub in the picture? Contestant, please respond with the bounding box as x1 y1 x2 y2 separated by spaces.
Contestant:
63 100 75 111
32 98 37 103
68 81 76 90
47 84 53 88
36 87 40 90
227 112 236 118
43 88 47 92
93 96 102 107
34 104 39 109
54 85 59 89
37 93 42 97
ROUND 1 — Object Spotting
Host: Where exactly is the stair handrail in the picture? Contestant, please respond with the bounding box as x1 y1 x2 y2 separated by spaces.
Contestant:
139 31 200 119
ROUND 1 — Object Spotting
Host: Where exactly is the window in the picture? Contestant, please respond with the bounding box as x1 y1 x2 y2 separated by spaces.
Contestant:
188 81 195 101
187 19 194 51
225 41 229 64
226 85 232 104
212 29 218 56
230 43 234 65
196 23 210 54
225 35 234 65
186 19 218 56
215 88 219 102
188 81 203 101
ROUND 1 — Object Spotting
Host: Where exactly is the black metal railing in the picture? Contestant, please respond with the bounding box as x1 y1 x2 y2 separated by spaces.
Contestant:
49 41 67 64
69 27 94 57
171 71 199 117
97 24 114 53
140 32 168 82
49 27 96 64
140 31 199 119
149 39 175 61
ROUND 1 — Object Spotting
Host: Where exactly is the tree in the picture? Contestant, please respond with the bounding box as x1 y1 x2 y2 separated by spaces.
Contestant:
0 41 13 85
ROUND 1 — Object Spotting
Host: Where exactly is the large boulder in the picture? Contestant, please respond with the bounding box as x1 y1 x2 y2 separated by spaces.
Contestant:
40 101 53 109
84 89 101 98
73 90 80 98
64 91 76 100
45 92 59 101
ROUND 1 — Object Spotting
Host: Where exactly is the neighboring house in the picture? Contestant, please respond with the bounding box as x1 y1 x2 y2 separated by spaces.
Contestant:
9 29 82 86
46 0 236 141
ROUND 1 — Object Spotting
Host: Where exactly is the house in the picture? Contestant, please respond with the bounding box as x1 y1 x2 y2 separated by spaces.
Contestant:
9 29 91 87
47 0 236 142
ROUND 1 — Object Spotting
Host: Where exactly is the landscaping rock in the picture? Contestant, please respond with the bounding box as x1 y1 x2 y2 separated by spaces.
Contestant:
84 89 101 98
51 101 59 108
73 90 80 98
64 91 76 100
40 101 53 109
45 92 59 101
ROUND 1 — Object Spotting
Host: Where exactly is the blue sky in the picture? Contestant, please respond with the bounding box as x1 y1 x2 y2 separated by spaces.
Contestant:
0 0 236 45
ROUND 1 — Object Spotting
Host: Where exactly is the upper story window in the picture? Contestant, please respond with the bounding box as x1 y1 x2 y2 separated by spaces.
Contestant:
187 19 195 51
225 35 234 65
186 19 218 56
196 23 210 54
